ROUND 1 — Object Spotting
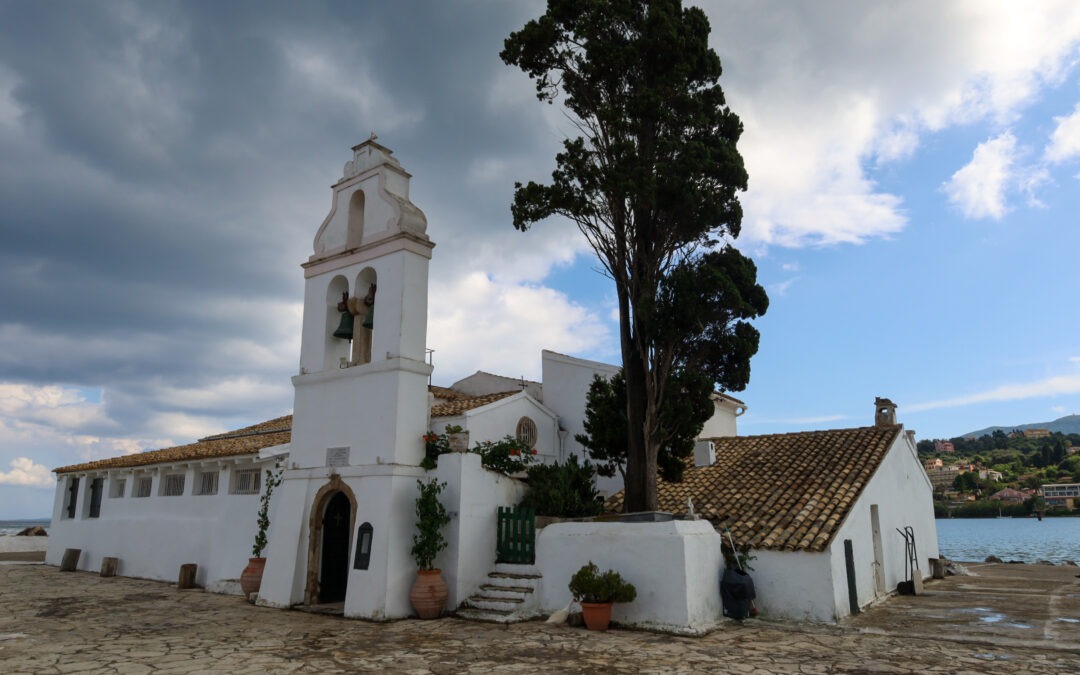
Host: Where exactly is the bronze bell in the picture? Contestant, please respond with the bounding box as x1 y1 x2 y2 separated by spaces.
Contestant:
362 306 373 330
333 311 354 340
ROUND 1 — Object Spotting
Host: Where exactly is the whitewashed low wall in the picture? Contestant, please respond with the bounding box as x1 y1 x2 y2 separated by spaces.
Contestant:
45 460 277 589
749 549 835 622
434 452 528 608
536 520 724 635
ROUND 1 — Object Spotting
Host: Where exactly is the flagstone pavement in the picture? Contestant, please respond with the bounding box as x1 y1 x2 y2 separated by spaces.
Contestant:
1 562 1078 674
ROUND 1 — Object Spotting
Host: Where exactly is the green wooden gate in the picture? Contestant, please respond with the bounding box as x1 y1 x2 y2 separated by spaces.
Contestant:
496 506 535 564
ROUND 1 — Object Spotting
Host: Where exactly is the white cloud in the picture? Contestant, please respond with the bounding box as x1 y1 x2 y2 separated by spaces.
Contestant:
768 277 799 296
0 457 54 488
427 272 609 383
710 2 1080 247
1045 103 1080 162
942 132 1017 219
908 373 1080 412
748 414 848 426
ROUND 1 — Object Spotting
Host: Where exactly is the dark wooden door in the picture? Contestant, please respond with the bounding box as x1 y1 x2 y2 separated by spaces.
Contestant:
319 492 351 603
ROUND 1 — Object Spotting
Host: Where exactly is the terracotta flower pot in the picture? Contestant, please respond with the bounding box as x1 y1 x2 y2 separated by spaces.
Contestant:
240 557 266 601
580 601 613 630
410 569 448 619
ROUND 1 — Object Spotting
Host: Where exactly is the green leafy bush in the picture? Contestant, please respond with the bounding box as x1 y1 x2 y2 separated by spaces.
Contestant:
251 464 283 558
411 479 450 570
472 435 537 475
420 432 536 475
519 455 602 517
568 561 637 604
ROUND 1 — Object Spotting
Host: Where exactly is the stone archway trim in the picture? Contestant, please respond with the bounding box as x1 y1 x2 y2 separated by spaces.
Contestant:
305 474 358 605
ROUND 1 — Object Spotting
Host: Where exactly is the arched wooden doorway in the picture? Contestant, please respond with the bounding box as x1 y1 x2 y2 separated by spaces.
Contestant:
320 492 351 602
306 477 356 605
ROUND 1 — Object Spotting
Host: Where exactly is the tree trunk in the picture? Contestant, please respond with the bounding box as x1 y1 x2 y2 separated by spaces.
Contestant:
618 287 646 513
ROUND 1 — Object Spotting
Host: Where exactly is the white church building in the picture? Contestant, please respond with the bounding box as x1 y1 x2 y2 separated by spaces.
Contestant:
47 140 936 629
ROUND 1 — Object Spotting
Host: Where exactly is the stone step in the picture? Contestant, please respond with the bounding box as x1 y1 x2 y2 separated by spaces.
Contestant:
493 563 539 576
487 571 541 582
463 595 525 612
479 583 534 597
455 607 523 624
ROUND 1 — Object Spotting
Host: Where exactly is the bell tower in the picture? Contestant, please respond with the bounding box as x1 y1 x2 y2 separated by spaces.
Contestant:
291 136 434 468
259 138 434 618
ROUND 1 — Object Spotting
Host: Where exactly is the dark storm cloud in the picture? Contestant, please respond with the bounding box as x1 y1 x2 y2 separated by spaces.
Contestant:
0 0 554 452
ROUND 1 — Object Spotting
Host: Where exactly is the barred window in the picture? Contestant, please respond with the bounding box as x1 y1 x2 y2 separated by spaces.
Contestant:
231 469 261 495
516 416 538 449
134 476 153 498
88 478 104 518
162 473 185 497
65 477 80 518
197 470 219 496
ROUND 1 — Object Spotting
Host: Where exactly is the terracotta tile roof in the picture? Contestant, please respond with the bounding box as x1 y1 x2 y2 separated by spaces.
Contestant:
605 425 902 552
430 390 518 417
54 416 293 474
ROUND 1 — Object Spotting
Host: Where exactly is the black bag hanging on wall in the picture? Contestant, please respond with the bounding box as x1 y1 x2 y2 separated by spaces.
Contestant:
720 567 756 620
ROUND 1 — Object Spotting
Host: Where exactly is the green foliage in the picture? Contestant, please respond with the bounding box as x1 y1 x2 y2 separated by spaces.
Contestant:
502 0 766 512
947 501 1029 518
411 479 451 571
568 561 637 604
252 464 283 558
421 432 537 475
421 432 450 470
576 370 714 483
721 537 755 572
472 436 538 476
519 455 603 517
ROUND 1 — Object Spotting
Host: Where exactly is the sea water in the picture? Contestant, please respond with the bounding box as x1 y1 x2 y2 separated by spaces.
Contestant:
0 519 50 536
936 517 1080 563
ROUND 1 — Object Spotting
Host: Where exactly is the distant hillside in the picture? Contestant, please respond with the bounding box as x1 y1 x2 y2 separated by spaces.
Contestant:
962 414 1080 439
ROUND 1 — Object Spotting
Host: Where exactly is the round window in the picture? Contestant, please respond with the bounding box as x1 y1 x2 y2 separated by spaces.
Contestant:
516 416 538 449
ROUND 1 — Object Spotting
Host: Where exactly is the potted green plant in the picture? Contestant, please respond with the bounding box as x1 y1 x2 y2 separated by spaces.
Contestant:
568 561 637 630
240 465 283 602
409 478 451 619
444 424 469 453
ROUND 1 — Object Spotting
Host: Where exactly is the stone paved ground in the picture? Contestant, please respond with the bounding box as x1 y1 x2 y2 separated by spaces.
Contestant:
1 563 1078 674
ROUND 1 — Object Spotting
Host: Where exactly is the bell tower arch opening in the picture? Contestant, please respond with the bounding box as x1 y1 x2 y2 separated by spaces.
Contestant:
346 189 365 250
350 267 377 365
324 276 351 371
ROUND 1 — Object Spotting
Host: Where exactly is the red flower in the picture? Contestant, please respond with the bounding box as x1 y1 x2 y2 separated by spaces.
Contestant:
531 449 538 455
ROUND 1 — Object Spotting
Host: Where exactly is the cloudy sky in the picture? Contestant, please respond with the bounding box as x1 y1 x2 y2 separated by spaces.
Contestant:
3 1 1080 518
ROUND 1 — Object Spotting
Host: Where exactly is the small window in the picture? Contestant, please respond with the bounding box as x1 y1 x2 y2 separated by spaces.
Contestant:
109 477 126 498
134 476 153 498
516 416 538 449
65 477 80 518
88 478 104 518
162 473 185 497
197 470 219 496
231 469 261 495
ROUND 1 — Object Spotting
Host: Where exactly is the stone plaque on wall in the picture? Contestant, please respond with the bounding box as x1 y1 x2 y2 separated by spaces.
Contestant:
326 446 350 468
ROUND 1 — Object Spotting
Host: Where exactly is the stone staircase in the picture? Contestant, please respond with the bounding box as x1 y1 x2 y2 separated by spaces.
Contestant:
456 563 543 623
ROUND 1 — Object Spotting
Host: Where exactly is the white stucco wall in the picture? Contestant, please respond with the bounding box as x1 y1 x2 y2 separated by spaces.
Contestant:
432 393 560 465
539 350 622 493
748 549 836 622
827 428 939 620
535 520 724 634
46 457 280 589
433 452 528 607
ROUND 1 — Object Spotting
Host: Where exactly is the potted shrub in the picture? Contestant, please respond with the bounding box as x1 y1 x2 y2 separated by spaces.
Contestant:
240 465 283 602
568 561 637 630
444 424 469 453
409 478 451 619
